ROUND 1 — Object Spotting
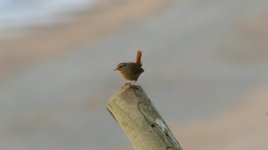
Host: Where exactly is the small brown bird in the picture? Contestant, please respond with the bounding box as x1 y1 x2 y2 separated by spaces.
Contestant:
114 50 144 86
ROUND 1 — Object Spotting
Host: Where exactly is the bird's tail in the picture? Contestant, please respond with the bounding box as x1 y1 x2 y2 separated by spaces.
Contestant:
136 50 142 65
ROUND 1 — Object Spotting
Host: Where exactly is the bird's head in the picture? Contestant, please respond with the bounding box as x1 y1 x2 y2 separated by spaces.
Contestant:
114 63 127 71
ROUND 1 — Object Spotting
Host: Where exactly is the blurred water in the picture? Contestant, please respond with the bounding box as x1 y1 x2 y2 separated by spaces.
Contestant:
0 0 96 36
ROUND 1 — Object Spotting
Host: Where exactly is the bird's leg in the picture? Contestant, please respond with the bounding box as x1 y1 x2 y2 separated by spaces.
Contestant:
121 80 136 89
121 81 131 89
131 80 137 85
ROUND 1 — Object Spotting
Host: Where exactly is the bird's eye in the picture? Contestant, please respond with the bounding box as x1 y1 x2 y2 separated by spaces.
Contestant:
118 63 126 68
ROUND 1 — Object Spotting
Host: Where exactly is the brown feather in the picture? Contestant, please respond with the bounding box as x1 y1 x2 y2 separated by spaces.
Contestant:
136 50 142 65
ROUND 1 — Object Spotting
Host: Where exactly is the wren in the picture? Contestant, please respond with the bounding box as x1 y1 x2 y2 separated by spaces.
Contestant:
114 50 144 86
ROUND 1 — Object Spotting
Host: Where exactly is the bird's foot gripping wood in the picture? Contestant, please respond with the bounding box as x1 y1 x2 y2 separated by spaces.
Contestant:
121 81 136 89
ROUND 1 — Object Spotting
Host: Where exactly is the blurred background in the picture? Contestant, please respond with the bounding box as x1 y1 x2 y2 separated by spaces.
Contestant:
0 0 268 150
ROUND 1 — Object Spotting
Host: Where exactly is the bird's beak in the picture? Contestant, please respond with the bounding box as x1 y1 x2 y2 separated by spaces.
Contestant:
114 66 119 71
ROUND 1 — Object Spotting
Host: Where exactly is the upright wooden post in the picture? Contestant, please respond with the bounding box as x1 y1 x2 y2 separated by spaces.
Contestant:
107 85 183 150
